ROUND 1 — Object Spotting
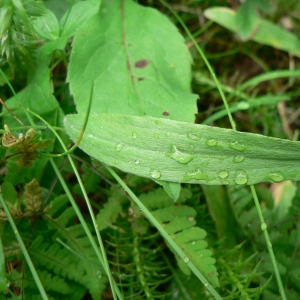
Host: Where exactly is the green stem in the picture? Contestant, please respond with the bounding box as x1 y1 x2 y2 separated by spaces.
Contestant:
250 185 287 300
0 194 49 299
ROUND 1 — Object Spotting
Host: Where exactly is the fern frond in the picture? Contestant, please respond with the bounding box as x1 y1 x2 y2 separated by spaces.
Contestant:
140 187 219 287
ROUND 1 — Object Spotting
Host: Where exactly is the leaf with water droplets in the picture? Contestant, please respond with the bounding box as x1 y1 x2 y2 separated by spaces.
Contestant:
65 113 300 185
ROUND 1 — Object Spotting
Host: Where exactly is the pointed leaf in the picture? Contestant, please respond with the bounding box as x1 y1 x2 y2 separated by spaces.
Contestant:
64 113 300 185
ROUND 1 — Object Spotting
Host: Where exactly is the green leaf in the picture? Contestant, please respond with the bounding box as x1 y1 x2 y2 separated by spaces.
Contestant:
64 113 300 185
204 7 300 58
33 8 60 40
235 1 259 41
60 0 100 38
68 0 197 122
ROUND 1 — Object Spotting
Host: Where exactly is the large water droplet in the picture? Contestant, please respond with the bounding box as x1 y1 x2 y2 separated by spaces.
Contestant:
150 169 161 179
218 170 229 179
115 143 124 152
132 132 137 138
234 170 248 185
205 139 217 147
233 155 245 163
187 133 200 140
183 169 209 181
229 141 246 152
269 171 284 182
165 145 194 164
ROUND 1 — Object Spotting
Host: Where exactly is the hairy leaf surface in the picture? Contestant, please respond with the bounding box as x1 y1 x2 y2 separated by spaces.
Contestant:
65 113 300 185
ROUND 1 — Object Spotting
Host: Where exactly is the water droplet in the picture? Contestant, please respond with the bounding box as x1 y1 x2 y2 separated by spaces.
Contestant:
115 143 124 152
229 141 246 152
88 134 94 138
191 241 196 245
154 133 159 139
261 223 267 231
183 257 190 263
218 170 229 179
132 132 137 138
139 207 143 212
114 160 119 165
205 139 217 147
237 101 250 110
234 170 248 185
183 170 209 181
222 180 229 185
233 155 245 163
187 133 200 140
189 144 195 149
269 171 284 182
135 160 140 165
165 145 194 164
150 169 161 179
131 167 135 171
204 282 209 287
166 132 171 137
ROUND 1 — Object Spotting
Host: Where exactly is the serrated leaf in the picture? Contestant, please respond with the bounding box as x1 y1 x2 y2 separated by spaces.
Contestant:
64 113 300 185
68 0 197 122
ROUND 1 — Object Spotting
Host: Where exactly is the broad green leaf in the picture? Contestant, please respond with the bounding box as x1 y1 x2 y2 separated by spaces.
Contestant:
68 0 197 122
64 113 300 185
204 7 300 58
235 1 259 41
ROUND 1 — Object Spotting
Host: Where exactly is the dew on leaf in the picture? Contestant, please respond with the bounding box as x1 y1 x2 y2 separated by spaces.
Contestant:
191 241 196 245
234 170 248 185
222 180 229 185
132 132 137 138
150 169 161 179
187 133 200 140
233 155 245 163
189 144 195 149
261 223 267 231
269 171 285 182
183 169 209 181
165 145 194 164
205 139 218 147
135 160 140 165
229 141 246 152
115 143 124 151
154 133 159 139
166 132 171 137
218 170 229 179
88 134 94 138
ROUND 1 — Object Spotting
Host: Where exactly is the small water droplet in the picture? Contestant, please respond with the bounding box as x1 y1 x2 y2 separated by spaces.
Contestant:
233 155 245 163
165 145 194 164
154 133 159 139
234 170 248 185
114 160 119 165
135 160 140 165
205 139 217 147
204 282 209 287
150 169 161 179
229 141 246 152
88 134 94 138
189 144 195 149
166 132 171 137
187 133 200 140
191 241 196 245
183 169 209 181
218 170 229 179
261 223 267 231
131 167 135 171
132 132 137 138
139 207 143 212
222 180 229 185
183 257 190 263
115 143 124 152
269 171 284 182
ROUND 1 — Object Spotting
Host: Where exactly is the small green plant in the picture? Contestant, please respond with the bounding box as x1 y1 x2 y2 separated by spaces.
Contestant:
0 0 300 299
